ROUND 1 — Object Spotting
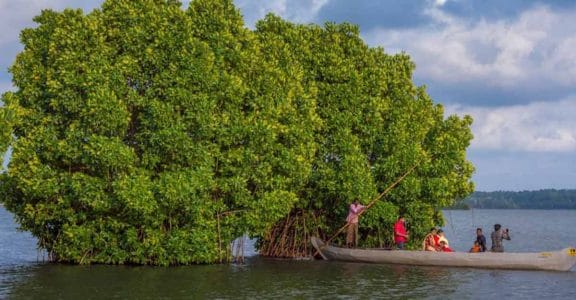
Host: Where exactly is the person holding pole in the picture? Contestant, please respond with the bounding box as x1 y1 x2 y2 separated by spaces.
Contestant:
346 199 365 248
313 165 418 257
394 215 409 250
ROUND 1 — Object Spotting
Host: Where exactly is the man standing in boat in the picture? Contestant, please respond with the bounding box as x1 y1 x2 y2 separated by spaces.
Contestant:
346 199 365 248
490 224 511 252
393 216 409 250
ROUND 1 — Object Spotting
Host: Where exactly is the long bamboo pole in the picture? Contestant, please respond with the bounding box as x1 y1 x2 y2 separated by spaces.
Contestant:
313 163 418 256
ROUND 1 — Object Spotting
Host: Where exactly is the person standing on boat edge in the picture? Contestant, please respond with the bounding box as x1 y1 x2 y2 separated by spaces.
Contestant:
393 216 409 250
490 224 511 252
476 228 487 252
346 199 366 248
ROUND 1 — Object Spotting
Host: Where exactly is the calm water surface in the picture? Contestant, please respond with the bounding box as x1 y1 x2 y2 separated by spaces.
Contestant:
1 206 575 299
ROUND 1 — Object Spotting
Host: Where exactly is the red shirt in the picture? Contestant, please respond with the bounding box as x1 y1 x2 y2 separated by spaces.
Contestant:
394 220 407 243
433 235 440 246
442 246 454 252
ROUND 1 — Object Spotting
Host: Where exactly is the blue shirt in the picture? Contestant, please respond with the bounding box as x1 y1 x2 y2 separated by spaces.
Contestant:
476 235 487 252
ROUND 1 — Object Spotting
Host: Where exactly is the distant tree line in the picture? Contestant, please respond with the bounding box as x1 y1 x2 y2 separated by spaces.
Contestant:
450 189 576 209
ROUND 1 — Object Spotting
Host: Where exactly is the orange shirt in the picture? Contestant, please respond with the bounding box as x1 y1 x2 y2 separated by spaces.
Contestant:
470 245 481 253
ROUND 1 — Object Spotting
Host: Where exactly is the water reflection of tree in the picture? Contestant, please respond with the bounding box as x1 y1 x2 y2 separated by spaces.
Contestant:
6 259 471 299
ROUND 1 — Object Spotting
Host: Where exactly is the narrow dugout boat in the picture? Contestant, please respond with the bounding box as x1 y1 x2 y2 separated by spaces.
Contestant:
311 237 576 272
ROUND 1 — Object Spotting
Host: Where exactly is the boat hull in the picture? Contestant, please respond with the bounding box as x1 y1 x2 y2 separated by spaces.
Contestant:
311 237 576 272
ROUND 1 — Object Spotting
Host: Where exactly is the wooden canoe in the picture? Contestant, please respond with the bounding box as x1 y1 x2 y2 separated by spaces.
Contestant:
311 237 576 272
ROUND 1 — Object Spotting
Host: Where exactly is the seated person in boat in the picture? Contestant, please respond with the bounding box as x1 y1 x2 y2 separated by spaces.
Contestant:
437 229 450 247
346 199 365 248
422 227 439 251
490 224 511 252
469 241 481 253
439 241 453 252
475 228 487 252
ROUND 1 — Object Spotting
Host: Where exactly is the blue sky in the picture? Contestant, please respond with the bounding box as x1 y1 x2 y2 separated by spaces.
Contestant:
1 0 575 191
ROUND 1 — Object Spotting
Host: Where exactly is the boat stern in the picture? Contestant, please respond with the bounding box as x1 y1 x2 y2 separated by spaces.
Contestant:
311 237 329 260
567 247 576 270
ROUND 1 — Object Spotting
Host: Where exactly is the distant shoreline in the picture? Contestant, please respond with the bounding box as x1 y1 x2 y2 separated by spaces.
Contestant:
444 207 576 210
449 189 576 210
3 190 576 210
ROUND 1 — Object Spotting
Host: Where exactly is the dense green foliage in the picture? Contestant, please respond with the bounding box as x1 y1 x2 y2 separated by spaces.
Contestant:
255 16 474 254
0 0 474 264
0 0 317 265
451 190 576 209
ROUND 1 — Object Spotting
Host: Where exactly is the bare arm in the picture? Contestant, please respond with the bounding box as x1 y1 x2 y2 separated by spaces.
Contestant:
351 204 365 214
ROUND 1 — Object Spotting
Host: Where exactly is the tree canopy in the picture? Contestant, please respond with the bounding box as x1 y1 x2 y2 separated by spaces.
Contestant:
0 0 474 265
255 16 475 255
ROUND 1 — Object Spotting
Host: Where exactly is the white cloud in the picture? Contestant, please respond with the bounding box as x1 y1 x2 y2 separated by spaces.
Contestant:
0 1 38 48
0 81 13 93
468 150 576 191
0 0 101 82
234 0 329 27
364 6 576 88
235 0 287 27
447 97 576 152
0 0 99 46
543 36 576 85
432 0 448 7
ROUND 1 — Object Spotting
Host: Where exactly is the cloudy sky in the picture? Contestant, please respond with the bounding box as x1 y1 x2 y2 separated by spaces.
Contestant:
1 0 575 191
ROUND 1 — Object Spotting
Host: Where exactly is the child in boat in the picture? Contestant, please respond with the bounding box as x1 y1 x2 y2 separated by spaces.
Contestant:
439 241 453 252
437 229 450 247
469 241 481 253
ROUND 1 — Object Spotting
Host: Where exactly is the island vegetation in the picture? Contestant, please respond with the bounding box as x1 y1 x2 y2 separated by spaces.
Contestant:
450 190 576 209
0 0 474 265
